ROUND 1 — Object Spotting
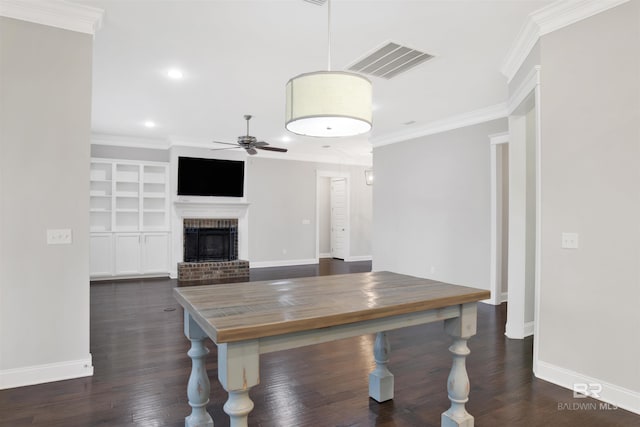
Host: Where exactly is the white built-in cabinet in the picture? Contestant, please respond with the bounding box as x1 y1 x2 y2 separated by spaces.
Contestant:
90 158 170 279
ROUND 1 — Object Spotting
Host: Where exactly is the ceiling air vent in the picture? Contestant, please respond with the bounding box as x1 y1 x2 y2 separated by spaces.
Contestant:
348 42 434 79
303 0 327 5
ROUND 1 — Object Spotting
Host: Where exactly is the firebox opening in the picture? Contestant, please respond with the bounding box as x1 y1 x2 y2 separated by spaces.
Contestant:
184 227 238 262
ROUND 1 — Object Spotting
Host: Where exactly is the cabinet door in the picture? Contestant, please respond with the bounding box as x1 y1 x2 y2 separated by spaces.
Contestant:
142 233 169 274
115 233 141 275
90 233 113 277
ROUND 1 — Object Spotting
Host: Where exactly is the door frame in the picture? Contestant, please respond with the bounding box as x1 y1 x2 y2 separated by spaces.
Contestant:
504 66 542 350
489 132 509 306
316 170 350 261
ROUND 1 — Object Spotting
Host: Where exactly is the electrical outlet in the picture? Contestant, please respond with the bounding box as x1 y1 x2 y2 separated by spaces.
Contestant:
561 232 578 249
47 229 72 245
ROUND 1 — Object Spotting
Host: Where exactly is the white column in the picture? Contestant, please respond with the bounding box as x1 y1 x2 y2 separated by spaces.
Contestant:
442 303 477 427
368 331 394 402
184 312 214 427
218 340 260 427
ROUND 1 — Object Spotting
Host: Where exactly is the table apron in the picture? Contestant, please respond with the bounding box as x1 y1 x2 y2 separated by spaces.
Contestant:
256 304 462 355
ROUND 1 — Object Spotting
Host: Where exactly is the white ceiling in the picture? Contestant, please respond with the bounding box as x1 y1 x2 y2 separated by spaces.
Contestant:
78 0 551 164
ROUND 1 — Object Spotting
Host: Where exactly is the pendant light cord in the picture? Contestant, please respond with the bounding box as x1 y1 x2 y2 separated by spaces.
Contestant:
327 0 331 71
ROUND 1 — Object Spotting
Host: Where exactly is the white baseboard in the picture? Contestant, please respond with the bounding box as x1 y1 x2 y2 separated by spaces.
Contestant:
90 273 169 282
250 258 318 268
0 355 93 390
480 291 508 306
344 255 373 262
536 360 640 415
505 320 535 339
524 321 534 336
319 252 331 258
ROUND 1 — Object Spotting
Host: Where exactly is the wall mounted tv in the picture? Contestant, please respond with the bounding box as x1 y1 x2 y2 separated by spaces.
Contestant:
177 157 245 197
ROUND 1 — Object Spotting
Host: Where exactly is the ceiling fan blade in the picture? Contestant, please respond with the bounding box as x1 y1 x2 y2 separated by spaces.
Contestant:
254 141 269 147
212 140 239 146
256 146 288 153
245 147 258 155
210 147 239 151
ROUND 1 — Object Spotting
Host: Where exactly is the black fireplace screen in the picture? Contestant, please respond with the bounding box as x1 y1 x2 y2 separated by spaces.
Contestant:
184 227 237 262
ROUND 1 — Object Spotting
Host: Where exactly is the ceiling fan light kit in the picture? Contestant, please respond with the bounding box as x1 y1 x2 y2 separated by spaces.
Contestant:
285 0 372 138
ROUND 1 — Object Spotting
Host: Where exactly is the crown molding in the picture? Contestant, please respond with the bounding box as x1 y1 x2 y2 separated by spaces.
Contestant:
501 0 630 82
92 133 372 167
370 103 508 148
0 0 103 35
91 133 169 150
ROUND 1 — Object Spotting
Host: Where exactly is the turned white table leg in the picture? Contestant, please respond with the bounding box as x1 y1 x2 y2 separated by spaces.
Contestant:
184 312 214 427
218 340 260 427
442 303 477 427
369 331 394 402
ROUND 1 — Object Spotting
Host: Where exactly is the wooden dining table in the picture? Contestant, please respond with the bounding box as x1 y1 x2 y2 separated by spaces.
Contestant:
174 271 490 427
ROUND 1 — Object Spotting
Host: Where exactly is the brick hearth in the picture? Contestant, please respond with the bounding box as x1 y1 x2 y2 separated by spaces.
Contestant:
177 260 249 285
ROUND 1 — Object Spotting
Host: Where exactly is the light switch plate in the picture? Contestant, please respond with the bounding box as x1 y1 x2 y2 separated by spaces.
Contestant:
561 232 578 249
47 229 72 245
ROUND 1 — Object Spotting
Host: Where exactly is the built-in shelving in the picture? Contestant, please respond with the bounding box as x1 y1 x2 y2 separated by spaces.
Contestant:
89 158 170 232
90 158 171 279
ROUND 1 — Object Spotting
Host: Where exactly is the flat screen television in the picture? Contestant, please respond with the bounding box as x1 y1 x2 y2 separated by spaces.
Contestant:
177 157 244 197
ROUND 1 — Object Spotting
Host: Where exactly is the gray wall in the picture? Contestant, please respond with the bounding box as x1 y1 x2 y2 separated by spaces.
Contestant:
0 18 93 378
373 118 508 289
537 1 640 394
246 157 372 262
166 146 372 264
318 177 331 255
91 144 169 162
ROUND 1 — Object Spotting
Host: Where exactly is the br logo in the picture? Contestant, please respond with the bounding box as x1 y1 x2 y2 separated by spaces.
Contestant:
573 383 602 398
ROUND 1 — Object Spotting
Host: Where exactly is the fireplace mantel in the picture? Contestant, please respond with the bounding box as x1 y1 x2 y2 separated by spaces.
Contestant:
173 199 249 219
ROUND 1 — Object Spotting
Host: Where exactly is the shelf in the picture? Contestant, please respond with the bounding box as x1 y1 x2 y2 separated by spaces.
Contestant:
91 159 168 235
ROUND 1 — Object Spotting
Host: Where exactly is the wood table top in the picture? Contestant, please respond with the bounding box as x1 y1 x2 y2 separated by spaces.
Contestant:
174 271 490 343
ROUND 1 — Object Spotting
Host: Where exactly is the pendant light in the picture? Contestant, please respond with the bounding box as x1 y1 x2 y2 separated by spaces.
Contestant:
285 0 372 137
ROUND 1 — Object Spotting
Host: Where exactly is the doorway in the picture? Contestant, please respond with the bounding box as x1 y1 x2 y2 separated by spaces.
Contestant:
316 171 350 261
505 68 540 341
490 133 509 306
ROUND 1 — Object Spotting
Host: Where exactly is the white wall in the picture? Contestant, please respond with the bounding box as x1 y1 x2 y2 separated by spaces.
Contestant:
534 1 640 412
0 18 93 388
373 118 507 290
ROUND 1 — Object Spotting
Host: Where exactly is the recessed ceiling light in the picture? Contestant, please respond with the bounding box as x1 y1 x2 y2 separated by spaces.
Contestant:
322 145 331 148
167 68 183 79
144 121 156 128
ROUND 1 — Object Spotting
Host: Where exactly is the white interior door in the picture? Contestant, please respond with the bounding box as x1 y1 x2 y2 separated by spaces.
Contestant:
330 178 347 259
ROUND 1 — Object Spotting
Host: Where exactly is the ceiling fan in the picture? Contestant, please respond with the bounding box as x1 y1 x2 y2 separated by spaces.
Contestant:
211 115 288 156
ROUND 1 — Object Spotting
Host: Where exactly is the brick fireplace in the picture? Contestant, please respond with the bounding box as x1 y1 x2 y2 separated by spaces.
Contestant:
175 212 250 285
172 199 250 283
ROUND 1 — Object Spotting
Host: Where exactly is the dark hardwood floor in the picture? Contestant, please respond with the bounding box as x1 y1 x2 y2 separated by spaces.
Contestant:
1 259 637 426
